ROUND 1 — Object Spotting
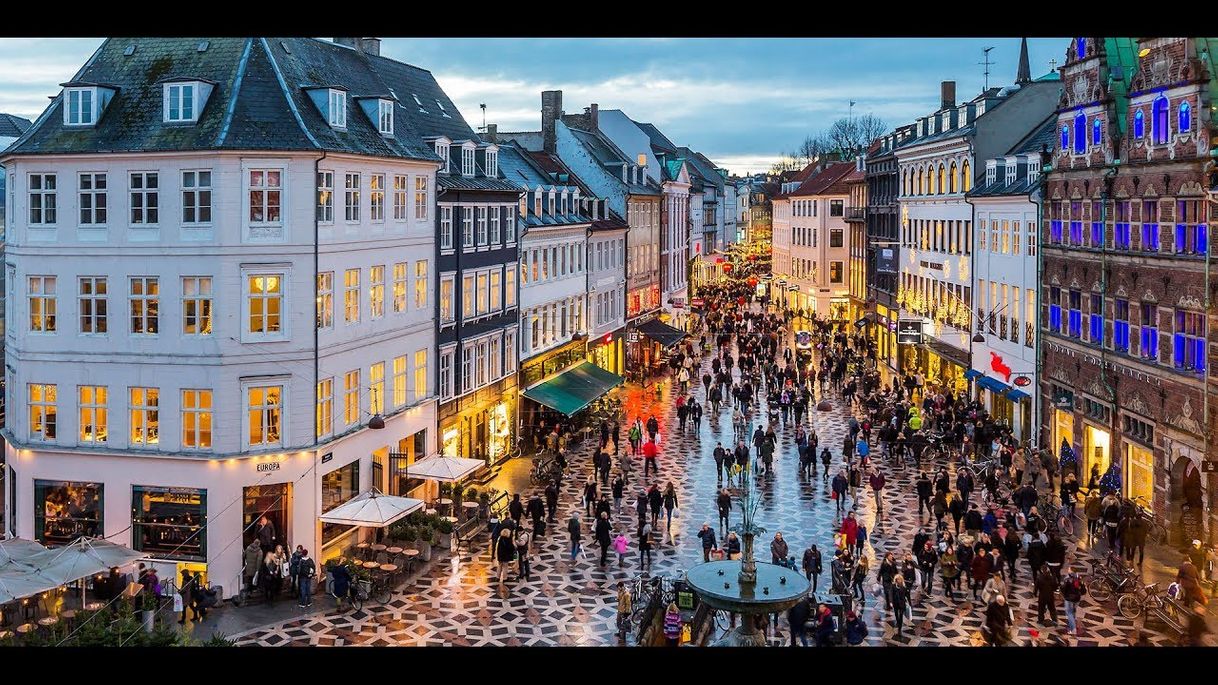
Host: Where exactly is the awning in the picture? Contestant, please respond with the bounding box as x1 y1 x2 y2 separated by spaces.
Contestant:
522 361 624 416
1006 388 1031 402
0 537 146 603
637 319 686 348
964 369 983 380
317 489 424 528
976 375 1010 394
406 455 484 483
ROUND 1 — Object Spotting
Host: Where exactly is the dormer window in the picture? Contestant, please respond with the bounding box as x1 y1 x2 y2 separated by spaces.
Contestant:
65 87 97 126
534 190 542 217
1027 159 1040 184
975 100 986 117
485 148 498 177
1005 162 1017 186
548 190 556 216
461 144 476 177
378 99 393 135
434 139 450 173
164 82 199 123
985 161 996 185
327 89 347 128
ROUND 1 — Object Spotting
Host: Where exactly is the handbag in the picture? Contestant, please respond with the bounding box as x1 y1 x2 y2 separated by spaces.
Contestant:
172 593 184 613
281 561 291 577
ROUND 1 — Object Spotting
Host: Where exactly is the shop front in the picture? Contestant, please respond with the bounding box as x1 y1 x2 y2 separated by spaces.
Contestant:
873 304 898 369
828 296 850 322
388 429 430 499
439 376 516 465
899 339 969 395
521 361 624 436
1083 422 1111 484
519 340 590 451
34 479 103 546
1123 439 1155 504
587 329 625 376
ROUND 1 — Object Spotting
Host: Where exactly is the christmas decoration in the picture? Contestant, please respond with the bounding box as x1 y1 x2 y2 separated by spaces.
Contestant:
1099 462 1122 495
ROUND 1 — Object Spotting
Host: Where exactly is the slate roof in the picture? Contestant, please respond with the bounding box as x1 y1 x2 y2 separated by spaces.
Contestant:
634 120 678 153
789 161 855 197
498 142 590 227
966 116 1054 199
0 113 32 139
678 146 724 190
568 127 659 196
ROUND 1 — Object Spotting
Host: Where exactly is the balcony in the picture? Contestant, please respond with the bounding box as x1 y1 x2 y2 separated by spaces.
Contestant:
845 207 867 222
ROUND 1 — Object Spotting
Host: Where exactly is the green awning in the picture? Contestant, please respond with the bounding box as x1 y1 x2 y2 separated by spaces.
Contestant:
522 361 625 416
637 319 686 348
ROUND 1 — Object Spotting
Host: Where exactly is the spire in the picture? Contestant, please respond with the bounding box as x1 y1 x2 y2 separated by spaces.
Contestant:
1016 37 1032 85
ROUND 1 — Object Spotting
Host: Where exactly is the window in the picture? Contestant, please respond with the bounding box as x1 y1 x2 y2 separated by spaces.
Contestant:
489 206 501 244
476 206 488 245
131 485 206 561
829 262 843 283
369 174 385 221
391 175 408 220
1140 303 1159 362
1068 290 1082 338
343 268 360 324
1133 109 1145 139
1089 294 1103 343
414 260 428 309
164 82 196 123
413 349 427 402
1076 38 1086 59
414 176 428 220
369 362 384 415
181 170 211 223
369 265 385 319
129 387 160 446
462 206 474 248
1049 286 1062 332
462 146 476 176
1115 201 1132 249
378 98 393 134
486 149 498 177
182 276 213 335
29 384 57 441
461 346 473 393
476 271 489 315
489 269 501 311
1114 299 1130 352
1092 118 1102 146
489 336 501 380
393 356 407 407
462 273 475 319
534 191 542 217
28 173 57 225
78 276 107 334
439 347 454 400
830 229 844 248
504 267 516 308
504 329 517 374
1179 101 1191 133
79 172 107 225
328 89 346 128
321 461 359 544
65 87 95 125
343 370 359 425
1073 113 1086 154
344 173 360 221
317 171 334 222
29 275 57 332
961 160 971 192
77 385 107 444
440 273 455 323
129 277 159 335
247 385 282 447
1060 125 1069 150
1176 199 1207 255
1152 95 1170 145
829 200 844 217
1141 200 1160 251
248 169 281 224
505 206 516 243
1174 310 1206 373
181 389 212 449
316 271 334 329
248 273 283 334
435 140 449 173
317 378 334 438
440 206 453 249
475 339 488 387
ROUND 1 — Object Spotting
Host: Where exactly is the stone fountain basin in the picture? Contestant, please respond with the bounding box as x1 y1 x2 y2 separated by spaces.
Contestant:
685 560 810 614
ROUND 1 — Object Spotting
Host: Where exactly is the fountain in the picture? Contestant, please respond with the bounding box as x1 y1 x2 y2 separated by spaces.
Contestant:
684 454 810 646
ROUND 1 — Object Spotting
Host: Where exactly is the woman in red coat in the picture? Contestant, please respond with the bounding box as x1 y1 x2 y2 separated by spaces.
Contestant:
840 512 860 549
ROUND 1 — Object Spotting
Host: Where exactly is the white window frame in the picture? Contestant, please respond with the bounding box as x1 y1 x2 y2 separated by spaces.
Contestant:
440 273 456 325
181 169 212 225
316 378 334 439
328 89 347 128
369 264 385 319
462 271 475 320
435 141 450 173
317 170 334 223
163 82 198 123
476 206 488 246
489 206 501 244
414 176 429 220
414 260 428 310
343 370 360 426
476 270 489 316
129 171 159 226
440 205 454 251
78 276 108 335
485 149 498 177
181 388 212 450
462 206 474 251
128 386 160 447
504 329 517 374
344 268 360 324
244 270 287 341
392 262 408 314
377 98 394 135
128 276 159 336
181 276 213 336
78 172 108 226
79 385 108 444
461 145 476 177
28 275 57 333
64 87 97 126
245 382 284 449
29 383 58 442
488 335 501 382
370 361 385 415
247 169 282 226
393 355 407 407
28 173 57 225
369 173 385 222
413 349 428 402
317 271 334 329
504 264 516 309
505 206 516 243
489 268 502 312
344 173 361 222
393 174 408 221
439 345 456 401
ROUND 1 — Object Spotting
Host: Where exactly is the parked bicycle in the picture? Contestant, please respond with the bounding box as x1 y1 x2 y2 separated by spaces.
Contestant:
1117 582 1169 619
1127 496 1169 546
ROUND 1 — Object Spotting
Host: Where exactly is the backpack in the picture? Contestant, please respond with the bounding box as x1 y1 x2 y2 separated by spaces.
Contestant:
289 553 301 576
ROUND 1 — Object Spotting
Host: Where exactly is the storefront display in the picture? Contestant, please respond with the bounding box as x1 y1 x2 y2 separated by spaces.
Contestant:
1124 443 1154 503
322 461 359 545
243 483 290 550
131 486 206 561
35 480 103 546
1083 424 1111 483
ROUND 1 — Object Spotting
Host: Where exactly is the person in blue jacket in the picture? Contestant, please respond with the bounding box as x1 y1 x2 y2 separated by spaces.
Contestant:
330 560 353 609
844 611 869 645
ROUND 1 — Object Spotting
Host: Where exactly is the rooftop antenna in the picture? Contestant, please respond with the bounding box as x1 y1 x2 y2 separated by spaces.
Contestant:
479 103 487 132
979 46 996 91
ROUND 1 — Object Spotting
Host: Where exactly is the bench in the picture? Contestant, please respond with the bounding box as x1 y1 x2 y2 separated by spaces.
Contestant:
454 516 483 556
1146 594 1190 641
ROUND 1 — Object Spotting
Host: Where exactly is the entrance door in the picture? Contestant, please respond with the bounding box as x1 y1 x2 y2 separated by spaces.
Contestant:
1124 443 1153 503
1083 425 1111 485
1052 409 1075 464
243 483 291 551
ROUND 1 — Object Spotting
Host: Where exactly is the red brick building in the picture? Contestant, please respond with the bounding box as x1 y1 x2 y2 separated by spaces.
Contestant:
1041 37 1217 543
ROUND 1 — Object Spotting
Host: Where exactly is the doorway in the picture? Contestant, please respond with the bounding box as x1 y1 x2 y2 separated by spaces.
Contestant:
242 483 291 551
1083 424 1111 486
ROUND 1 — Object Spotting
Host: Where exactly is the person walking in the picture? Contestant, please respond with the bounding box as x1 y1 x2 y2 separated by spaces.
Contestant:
868 468 886 514
613 530 629 567
596 512 613 566
851 555 870 607
697 523 718 562
515 526 533 581
628 421 642 456
495 528 516 587
583 478 598 517
639 522 654 569
611 475 625 516
647 485 663 528
296 548 316 608
878 552 898 610
643 439 660 477
662 483 679 532
261 545 283 605
713 442 727 482
890 574 911 638
939 545 960 601
915 472 933 518
545 481 559 522
804 545 823 593
567 513 582 562
178 570 199 624
717 489 732 531
970 546 992 601
788 597 811 647
983 594 1015 646
831 470 849 514
616 582 632 641
1035 566 1060 626
1060 569 1086 636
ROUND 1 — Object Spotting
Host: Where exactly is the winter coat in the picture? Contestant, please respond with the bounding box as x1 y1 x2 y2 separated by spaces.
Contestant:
840 518 859 546
724 535 740 556
804 549 823 575
939 550 960 578
697 528 717 550
869 473 885 492
771 538 789 563
971 553 992 584
1035 570 1059 600
831 474 848 495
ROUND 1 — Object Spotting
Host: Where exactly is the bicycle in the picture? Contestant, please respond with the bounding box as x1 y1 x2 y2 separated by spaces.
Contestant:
1117 582 1168 619
331 577 368 612
1085 556 1139 603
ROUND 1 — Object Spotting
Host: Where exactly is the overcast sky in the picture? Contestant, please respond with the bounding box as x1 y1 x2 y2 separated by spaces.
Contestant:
0 37 1068 174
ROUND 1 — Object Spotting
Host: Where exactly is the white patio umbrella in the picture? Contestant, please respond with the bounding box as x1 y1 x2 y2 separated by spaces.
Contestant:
405 455 484 483
0 568 62 604
23 536 146 587
317 489 425 528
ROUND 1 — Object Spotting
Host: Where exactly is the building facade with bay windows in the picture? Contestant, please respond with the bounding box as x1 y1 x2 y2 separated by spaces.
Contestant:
1 37 441 589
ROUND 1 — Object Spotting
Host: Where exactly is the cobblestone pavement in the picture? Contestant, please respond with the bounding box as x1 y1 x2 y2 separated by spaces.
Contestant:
234 313 1196 647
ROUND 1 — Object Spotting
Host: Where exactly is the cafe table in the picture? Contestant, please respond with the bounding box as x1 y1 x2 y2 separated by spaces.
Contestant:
84 602 104 611
362 561 380 571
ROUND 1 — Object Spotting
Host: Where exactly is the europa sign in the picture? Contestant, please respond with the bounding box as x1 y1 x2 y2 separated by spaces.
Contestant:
256 461 282 473
1013 375 1032 387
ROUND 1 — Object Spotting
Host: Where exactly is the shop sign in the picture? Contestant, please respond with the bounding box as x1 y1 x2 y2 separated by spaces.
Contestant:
1201 461 1218 473
321 452 334 464
897 319 924 345
919 260 943 271
690 297 705 308
671 298 686 309
627 330 639 343
256 461 282 473
1013 376 1032 387
877 248 896 274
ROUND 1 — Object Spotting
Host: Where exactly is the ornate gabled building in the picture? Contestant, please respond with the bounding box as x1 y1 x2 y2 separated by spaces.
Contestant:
1041 37 1217 540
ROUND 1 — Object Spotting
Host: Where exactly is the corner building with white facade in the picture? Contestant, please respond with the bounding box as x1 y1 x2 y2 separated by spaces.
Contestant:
1 37 442 590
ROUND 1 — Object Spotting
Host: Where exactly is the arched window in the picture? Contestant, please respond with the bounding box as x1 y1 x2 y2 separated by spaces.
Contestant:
928 167 936 195
949 161 958 193
961 160 971 191
1179 101 1191 132
1073 113 1086 154
1060 125 1070 150
1133 109 1145 139
1152 95 1169 144
1092 118 1102 145
1076 38 1086 60
917 168 924 195
937 164 946 194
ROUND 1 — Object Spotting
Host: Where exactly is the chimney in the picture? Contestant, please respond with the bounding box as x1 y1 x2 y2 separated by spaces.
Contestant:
940 80 956 110
485 123 498 144
359 38 381 56
541 90 562 154
334 37 358 49
586 103 599 131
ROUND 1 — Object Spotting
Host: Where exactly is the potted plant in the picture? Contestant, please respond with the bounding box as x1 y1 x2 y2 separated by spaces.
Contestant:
140 587 158 633
438 483 452 501
436 517 455 550
479 492 492 521
418 525 433 561
452 482 464 510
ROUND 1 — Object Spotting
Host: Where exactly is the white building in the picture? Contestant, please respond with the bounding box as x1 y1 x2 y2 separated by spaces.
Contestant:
0 37 440 589
779 161 855 317
966 118 1054 440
